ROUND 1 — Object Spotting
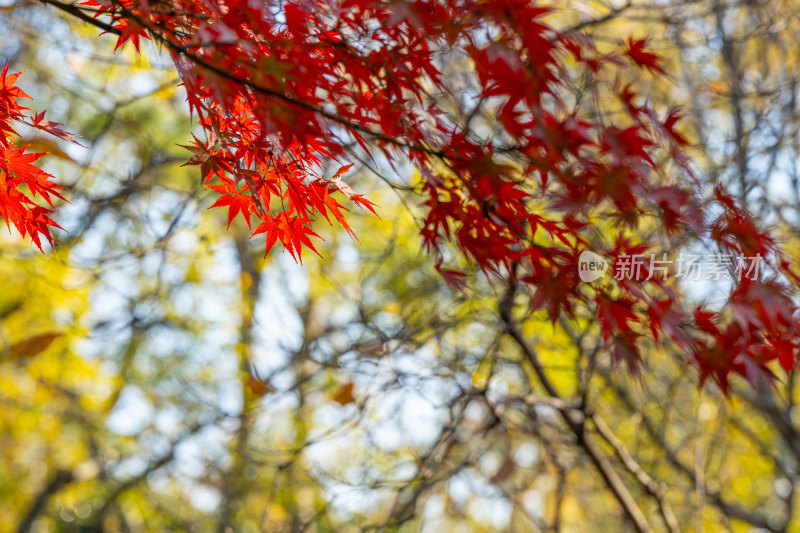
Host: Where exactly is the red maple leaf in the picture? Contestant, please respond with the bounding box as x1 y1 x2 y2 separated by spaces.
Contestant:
625 37 666 74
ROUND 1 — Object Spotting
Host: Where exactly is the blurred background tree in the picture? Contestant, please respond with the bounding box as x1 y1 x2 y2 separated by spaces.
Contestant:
1 0 800 532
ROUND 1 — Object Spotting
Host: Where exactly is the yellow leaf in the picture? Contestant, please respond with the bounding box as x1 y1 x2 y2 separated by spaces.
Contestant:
704 81 728 94
18 137 75 162
471 354 494 389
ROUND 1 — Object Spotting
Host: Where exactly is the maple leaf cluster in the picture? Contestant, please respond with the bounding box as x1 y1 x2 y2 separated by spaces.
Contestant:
0 64 79 252
36 0 800 390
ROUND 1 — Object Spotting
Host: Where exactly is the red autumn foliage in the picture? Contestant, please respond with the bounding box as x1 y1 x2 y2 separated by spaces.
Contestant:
0 64 79 252
5 0 800 392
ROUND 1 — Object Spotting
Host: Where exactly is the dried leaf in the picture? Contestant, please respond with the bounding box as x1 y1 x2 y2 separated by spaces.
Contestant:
9 332 62 358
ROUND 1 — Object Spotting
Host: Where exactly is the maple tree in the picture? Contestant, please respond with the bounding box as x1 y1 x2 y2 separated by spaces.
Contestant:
8 2 800 531
1 0 796 393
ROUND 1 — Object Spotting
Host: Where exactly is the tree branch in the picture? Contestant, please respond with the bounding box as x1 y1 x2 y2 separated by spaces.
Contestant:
498 279 653 533
592 414 681 533
17 469 74 533
39 0 449 160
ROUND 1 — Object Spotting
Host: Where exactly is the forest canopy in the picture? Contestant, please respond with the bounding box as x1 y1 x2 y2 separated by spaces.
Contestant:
1 0 800 532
